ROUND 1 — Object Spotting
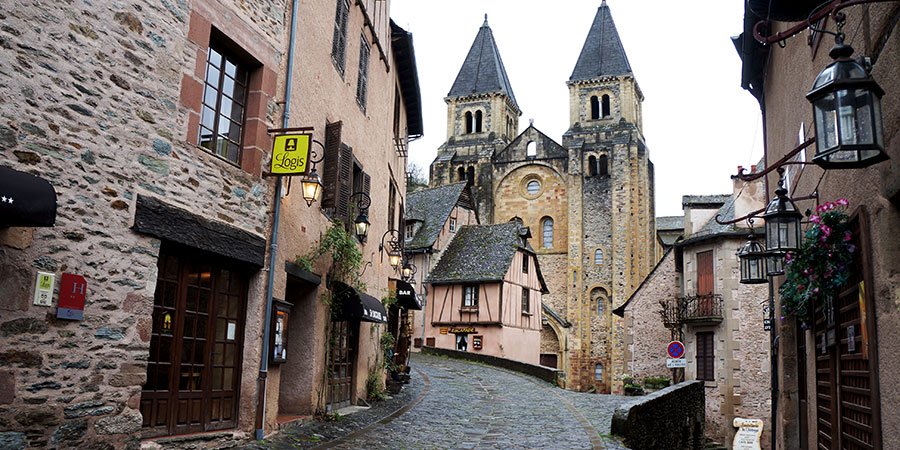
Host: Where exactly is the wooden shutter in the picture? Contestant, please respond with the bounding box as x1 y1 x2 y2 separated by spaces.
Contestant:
335 144 353 223
696 250 714 296
321 121 343 213
696 332 714 381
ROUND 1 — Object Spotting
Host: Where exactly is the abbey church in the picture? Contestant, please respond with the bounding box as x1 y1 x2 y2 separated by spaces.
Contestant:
428 1 656 392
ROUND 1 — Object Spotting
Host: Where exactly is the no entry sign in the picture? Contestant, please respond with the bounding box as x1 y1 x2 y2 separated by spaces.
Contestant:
667 341 685 359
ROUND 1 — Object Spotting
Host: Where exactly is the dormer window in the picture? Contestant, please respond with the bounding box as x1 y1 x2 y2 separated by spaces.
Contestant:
449 218 457 233
405 223 414 241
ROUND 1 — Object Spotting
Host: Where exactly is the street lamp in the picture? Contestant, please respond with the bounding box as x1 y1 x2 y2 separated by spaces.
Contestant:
300 167 323 207
379 229 403 271
762 168 802 253
738 222 768 284
807 19 887 169
401 260 417 281
348 192 372 243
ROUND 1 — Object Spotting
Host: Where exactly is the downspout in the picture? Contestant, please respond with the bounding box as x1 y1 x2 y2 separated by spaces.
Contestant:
255 0 299 440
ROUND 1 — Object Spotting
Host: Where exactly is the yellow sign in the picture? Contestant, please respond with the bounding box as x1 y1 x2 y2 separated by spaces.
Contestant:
440 328 448 335
449 327 476 334
270 133 311 175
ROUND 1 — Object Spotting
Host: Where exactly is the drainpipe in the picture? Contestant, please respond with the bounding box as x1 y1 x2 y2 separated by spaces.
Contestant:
255 0 299 440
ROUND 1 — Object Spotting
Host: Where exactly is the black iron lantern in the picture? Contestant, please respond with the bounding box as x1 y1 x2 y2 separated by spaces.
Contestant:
353 210 370 242
762 173 803 254
807 35 887 169
766 251 785 277
300 167 323 207
401 261 417 281
738 232 768 284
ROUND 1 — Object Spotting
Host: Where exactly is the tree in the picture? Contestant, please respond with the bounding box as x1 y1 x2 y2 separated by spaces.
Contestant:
406 162 428 193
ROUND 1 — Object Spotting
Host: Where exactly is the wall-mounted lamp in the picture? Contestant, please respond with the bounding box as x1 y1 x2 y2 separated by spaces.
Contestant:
401 260 417 282
738 221 769 285
761 168 803 254
349 192 372 243
379 229 402 271
300 139 327 207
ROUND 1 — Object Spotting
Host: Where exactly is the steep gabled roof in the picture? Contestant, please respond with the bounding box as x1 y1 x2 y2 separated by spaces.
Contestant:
427 223 538 286
570 1 633 82
405 183 471 251
448 16 519 110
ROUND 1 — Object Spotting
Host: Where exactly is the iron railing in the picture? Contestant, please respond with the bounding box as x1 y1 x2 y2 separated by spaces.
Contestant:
659 294 724 326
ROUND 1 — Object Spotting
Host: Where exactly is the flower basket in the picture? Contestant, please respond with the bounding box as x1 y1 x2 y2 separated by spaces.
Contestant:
779 199 855 325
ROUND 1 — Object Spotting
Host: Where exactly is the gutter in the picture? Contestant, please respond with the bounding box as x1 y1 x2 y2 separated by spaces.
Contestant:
255 0 299 440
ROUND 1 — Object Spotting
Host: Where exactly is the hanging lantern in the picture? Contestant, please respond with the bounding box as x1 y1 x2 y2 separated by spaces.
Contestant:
766 251 785 277
353 210 370 242
762 178 802 254
738 233 768 284
807 37 887 169
401 261 417 281
388 250 402 270
300 167 323 207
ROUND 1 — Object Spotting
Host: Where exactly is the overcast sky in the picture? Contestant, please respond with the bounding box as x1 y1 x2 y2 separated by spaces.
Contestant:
390 0 763 217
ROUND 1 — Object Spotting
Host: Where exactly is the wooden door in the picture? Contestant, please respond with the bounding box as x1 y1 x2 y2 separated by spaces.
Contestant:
141 246 247 437
812 213 881 449
696 250 714 315
328 320 357 410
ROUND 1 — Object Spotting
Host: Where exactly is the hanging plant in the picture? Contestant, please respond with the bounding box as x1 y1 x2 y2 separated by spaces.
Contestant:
780 199 855 321
296 220 365 290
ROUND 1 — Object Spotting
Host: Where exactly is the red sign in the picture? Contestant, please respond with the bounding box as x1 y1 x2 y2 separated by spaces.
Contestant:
57 273 87 320
667 341 685 359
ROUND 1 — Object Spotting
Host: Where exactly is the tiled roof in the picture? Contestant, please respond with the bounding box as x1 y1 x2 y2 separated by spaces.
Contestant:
656 216 684 231
405 183 468 251
447 16 519 111
426 222 523 284
682 194 730 207
569 1 633 82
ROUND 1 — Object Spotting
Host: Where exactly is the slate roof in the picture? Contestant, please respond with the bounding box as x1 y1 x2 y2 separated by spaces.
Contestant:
682 194 730 208
405 183 468 251
570 1 633 82
448 16 519 111
656 216 684 231
427 223 543 289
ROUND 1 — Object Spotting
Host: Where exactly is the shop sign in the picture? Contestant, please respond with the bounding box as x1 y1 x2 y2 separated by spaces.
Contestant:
449 327 476 334
440 328 448 335
56 273 87 321
270 133 311 175
472 335 483 350
32 271 55 307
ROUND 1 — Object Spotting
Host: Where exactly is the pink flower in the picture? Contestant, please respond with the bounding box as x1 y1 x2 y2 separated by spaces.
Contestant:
843 231 852 242
785 252 793 262
820 224 832 237
836 198 849 206
848 244 857 253
810 214 821 224
816 204 826 213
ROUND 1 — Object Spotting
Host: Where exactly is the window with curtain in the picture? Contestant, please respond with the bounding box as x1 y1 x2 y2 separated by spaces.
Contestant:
542 217 553 248
463 285 478 307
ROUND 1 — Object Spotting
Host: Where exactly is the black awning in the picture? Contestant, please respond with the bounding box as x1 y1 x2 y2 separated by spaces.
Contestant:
395 279 422 310
0 165 57 227
333 281 387 323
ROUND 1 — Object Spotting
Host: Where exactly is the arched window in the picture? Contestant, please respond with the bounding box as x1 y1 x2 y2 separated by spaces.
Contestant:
594 249 603 265
542 217 553 249
594 363 603 381
601 95 611 118
475 110 483 133
466 166 475 185
588 155 597 177
464 111 473 134
507 117 513 137
457 167 466 181
591 287 608 317
526 141 537 157
590 96 600 120
598 155 609 176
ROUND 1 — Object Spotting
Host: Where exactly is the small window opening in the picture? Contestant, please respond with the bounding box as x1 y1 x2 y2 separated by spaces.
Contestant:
466 166 475 185
590 96 600 120
588 155 597 177
458 167 466 182
598 155 609 177
475 110 483 133
465 111 473 134
594 363 603 381
594 249 603 265
526 141 537 158
601 94 611 118
542 217 553 249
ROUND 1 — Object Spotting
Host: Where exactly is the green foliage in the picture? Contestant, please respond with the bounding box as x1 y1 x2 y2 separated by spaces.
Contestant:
381 294 397 309
365 370 387 402
643 376 672 389
380 331 396 370
780 199 855 322
296 221 364 290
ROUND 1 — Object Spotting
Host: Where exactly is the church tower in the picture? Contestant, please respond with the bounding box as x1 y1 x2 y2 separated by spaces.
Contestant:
429 16 521 222
562 0 656 392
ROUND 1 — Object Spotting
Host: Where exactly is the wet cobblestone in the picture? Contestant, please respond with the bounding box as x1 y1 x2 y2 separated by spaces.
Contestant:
249 353 634 449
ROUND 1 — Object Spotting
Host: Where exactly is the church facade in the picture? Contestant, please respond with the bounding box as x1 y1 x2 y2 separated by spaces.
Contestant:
428 2 656 392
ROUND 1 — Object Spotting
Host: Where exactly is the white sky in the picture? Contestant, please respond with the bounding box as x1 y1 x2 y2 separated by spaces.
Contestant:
390 0 764 217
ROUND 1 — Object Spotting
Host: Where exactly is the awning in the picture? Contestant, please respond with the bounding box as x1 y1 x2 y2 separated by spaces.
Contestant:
333 281 387 323
0 165 57 227
395 279 422 310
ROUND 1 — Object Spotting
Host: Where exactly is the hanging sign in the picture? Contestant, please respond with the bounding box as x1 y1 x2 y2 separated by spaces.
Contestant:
472 335 483 350
33 272 55 306
270 133 311 175
56 273 87 320
449 327 476 334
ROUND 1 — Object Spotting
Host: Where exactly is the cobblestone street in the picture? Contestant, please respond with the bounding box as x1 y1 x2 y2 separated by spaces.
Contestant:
254 353 633 450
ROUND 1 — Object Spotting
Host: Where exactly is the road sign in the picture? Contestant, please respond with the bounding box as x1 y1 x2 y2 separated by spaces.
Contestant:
270 133 311 175
667 340 685 359
667 358 687 368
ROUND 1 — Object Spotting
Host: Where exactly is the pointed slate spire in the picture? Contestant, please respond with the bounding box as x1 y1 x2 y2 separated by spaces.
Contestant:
570 1 633 81
448 16 519 110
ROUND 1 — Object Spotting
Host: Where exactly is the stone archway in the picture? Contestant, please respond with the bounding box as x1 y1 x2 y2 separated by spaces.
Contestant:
540 323 562 369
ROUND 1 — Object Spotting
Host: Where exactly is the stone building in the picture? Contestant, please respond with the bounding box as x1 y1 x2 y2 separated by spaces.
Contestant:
736 2 900 448
0 0 421 447
427 1 655 392
616 176 772 445
423 222 548 365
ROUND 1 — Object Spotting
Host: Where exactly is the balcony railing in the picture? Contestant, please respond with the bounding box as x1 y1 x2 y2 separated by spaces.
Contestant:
659 294 724 327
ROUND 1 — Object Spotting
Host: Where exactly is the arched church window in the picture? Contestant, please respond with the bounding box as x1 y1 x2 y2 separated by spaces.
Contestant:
594 249 603 265
601 95 611 118
590 96 600 120
588 155 597 177
526 141 537 158
594 363 603 381
475 111 483 133
465 111 473 134
458 167 466 181
541 217 553 249
598 155 609 177
466 166 475 185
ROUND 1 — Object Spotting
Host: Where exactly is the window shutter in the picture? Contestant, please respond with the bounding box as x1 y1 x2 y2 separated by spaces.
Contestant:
336 144 354 224
697 250 714 296
321 121 343 213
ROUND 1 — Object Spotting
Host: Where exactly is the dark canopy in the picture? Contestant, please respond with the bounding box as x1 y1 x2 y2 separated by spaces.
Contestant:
333 281 387 323
0 165 57 227
394 279 422 310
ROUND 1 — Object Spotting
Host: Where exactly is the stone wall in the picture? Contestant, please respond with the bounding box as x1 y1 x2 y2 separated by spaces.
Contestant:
611 380 705 450
0 0 285 447
623 250 679 379
421 346 559 385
